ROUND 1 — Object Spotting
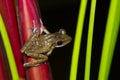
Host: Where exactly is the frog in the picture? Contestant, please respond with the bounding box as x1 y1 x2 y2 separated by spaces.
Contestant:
21 22 72 68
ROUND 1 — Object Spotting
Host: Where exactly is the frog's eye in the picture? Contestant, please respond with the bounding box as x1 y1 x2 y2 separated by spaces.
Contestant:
56 41 63 46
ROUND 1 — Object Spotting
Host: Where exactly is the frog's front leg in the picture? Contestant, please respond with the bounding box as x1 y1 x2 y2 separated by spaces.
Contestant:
40 19 50 34
46 46 55 56
21 30 39 53
24 51 48 67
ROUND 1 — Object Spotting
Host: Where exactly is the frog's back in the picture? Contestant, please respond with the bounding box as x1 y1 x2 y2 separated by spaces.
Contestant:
27 34 55 54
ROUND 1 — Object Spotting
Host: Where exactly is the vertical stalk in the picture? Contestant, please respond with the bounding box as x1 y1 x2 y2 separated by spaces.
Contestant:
0 0 25 79
98 0 120 80
0 38 6 80
0 14 20 80
17 0 52 80
69 0 87 80
84 0 96 80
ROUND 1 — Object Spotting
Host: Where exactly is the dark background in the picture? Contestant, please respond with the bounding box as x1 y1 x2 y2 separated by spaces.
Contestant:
38 0 120 80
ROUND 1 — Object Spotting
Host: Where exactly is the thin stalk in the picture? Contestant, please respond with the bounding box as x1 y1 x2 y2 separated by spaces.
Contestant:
98 0 120 80
69 0 87 80
84 0 96 80
0 39 6 80
0 0 25 79
0 14 20 80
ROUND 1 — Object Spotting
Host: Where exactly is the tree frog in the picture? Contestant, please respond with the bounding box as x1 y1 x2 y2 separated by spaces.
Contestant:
21 23 72 68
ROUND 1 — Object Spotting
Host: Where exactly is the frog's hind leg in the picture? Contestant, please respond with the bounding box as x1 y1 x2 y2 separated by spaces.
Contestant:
24 58 48 68
24 52 48 68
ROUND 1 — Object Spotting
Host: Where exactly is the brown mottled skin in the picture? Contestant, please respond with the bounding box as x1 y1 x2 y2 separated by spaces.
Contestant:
21 25 71 68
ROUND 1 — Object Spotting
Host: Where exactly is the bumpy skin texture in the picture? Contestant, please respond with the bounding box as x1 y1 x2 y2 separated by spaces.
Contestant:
21 26 72 68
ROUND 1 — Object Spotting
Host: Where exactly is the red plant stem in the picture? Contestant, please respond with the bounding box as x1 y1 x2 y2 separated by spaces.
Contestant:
0 52 6 80
0 0 25 79
17 0 52 80
0 36 12 80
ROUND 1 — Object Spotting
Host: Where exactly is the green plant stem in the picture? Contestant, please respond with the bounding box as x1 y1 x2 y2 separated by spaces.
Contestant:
98 0 120 80
0 14 20 80
69 0 87 80
84 0 96 80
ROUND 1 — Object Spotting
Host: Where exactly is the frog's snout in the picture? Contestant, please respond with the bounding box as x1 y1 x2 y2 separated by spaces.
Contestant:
66 36 72 44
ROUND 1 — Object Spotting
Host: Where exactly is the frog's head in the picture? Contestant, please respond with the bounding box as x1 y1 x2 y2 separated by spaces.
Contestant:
55 29 72 47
